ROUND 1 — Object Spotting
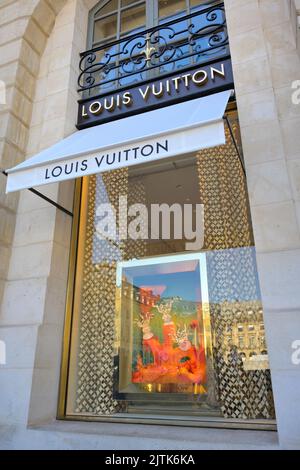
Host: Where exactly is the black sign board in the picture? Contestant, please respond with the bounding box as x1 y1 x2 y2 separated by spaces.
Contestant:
77 57 233 130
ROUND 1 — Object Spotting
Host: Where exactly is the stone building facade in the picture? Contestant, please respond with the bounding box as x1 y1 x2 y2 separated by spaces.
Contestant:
0 0 300 450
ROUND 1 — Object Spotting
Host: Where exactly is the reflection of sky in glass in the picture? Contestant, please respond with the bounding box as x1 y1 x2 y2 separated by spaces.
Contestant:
120 247 262 305
128 262 201 303
191 7 225 31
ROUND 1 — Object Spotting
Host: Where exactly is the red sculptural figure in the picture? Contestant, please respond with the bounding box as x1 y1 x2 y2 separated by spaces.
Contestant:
132 291 206 385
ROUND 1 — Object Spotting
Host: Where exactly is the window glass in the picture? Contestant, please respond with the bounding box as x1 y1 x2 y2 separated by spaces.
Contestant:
65 114 275 421
95 0 118 19
158 0 187 20
93 14 117 43
120 4 146 35
190 0 205 8
89 1 228 96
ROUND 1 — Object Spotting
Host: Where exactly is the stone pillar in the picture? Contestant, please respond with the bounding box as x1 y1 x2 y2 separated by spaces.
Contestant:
0 0 85 428
225 0 300 449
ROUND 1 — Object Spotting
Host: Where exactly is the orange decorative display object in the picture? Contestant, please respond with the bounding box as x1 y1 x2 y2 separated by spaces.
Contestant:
132 292 206 385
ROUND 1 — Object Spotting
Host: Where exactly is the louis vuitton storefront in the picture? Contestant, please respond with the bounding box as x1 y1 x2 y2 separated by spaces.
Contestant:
1 0 300 450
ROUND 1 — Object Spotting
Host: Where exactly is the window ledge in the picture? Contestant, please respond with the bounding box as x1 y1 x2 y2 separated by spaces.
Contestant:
26 419 279 450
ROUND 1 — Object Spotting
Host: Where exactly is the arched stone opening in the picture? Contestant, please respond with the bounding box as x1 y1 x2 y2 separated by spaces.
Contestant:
0 0 88 427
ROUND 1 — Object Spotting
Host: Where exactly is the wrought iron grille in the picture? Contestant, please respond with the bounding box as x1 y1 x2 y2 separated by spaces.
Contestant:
78 2 229 97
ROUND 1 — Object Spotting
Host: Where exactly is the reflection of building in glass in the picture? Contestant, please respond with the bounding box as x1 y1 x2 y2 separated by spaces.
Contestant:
220 301 268 366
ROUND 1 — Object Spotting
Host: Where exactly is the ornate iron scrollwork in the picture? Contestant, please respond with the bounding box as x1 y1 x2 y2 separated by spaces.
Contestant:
78 2 228 96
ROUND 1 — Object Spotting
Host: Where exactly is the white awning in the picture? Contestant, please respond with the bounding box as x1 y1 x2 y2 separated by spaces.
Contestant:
5 90 231 193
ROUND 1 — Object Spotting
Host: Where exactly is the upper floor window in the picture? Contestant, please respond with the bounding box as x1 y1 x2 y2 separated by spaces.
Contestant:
80 1 228 97
90 1 146 47
88 1 220 48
